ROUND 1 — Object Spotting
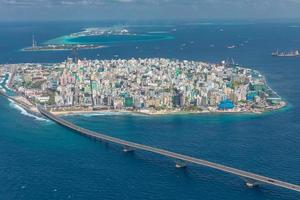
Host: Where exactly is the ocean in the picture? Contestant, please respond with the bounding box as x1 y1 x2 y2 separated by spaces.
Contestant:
0 20 300 200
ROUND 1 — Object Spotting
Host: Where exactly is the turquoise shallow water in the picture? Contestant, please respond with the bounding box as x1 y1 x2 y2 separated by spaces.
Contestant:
0 74 16 96
46 30 174 45
0 21 300 199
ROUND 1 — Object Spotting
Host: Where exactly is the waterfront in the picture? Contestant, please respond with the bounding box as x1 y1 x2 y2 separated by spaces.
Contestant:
0 21 300 199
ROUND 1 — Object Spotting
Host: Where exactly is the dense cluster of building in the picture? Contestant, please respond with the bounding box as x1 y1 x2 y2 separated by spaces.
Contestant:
70 27 130 38
6 58 284 113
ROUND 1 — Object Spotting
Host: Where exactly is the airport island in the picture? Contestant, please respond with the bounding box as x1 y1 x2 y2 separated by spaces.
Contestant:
22 27 132 52
0 58 285 115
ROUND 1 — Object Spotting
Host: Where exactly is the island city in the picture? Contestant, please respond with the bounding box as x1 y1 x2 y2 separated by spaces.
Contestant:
0 58 285 116
1 0 300 199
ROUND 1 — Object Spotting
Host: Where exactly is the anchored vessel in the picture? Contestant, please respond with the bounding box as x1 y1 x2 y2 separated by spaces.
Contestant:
272 49 299 57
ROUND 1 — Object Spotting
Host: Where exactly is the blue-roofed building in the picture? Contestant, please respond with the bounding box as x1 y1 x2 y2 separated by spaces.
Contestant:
218 99 235 110
246 91 258 101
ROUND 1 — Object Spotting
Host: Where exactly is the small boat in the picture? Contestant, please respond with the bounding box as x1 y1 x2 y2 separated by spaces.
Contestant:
227 45 236 49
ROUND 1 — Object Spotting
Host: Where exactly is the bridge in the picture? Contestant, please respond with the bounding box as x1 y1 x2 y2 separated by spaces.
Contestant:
36 106 300 193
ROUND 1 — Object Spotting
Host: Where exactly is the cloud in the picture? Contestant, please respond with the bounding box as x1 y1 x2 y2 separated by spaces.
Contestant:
1 0 300 7
1 0 300 20
0 0 132 6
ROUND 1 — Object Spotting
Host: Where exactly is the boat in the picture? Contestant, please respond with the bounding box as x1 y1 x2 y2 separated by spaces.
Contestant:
227 45 236 49
272 49 299 57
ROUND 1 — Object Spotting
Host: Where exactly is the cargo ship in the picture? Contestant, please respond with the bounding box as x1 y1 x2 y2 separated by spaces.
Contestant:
272 49 299 57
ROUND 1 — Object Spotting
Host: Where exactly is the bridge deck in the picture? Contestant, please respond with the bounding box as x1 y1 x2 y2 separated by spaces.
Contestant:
38 107 300 193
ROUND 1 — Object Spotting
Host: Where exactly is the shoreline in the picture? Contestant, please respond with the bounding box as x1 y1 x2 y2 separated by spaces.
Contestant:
20 45 106 52
0 90 288 118
44 31 174 46
0 63 288 118
47 102 287 117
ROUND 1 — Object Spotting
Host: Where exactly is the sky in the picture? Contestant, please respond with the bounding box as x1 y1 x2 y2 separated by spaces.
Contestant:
1 0 300 21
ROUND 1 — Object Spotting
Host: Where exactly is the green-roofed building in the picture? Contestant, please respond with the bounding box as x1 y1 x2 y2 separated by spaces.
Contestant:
91 81 97 90
250 82 266 92
115 82 121 88
124 97 134 107
84 85 91 93
98 67 104 72
175 68 181 77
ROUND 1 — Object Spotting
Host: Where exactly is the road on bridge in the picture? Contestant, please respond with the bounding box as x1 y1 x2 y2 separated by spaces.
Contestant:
38 106 300 193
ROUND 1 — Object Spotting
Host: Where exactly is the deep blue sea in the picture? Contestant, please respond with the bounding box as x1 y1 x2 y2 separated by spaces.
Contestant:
0 21 300 200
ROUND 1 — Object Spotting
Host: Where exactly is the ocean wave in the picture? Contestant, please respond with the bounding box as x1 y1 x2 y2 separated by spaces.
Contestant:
185 22 215 26
148 31 169 34
65 111 142 118
69 112 124 117
1 88 7 93
82 113 113 117
8 100 48 122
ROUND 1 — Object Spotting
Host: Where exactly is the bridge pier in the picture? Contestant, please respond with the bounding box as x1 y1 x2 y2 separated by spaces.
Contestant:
175 160 187 169
243 178 259 188
123 146 135 153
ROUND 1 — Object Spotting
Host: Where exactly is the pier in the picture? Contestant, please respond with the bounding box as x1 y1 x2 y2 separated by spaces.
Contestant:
37 106 300 193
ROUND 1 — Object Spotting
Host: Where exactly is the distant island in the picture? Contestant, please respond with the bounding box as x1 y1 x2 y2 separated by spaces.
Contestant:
69 27 131 38
21 26 173 52
21 27 129 52
21 34 105 52
22 44 105 52
0 58 286 116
